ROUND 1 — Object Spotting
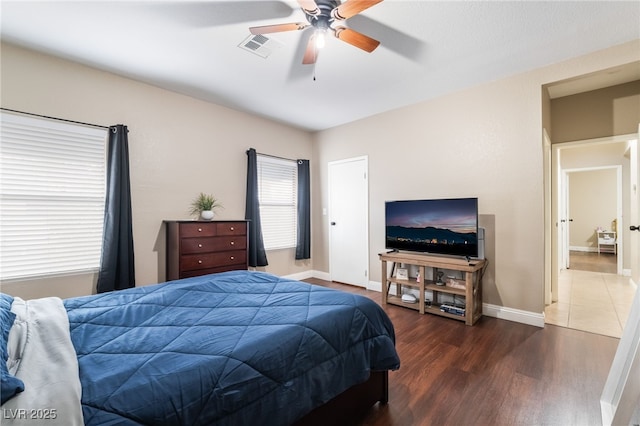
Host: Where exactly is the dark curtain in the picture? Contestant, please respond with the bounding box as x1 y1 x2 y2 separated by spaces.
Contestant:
97 125 135 293
245 148 268 267
295 159 310 260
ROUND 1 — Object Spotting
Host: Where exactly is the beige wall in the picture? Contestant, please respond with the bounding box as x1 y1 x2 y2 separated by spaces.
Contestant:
551 80 640 143
0 42 313 299
312 40 640 314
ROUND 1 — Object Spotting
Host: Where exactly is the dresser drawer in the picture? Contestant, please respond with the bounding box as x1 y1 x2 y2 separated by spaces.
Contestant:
180 250 247 272
179 222 217 238
216 222 247 236
180 263 246 278
181 236 247 254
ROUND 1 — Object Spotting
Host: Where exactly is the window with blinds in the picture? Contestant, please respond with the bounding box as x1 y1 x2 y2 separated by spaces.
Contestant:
257 154 297 251
0 111 108 280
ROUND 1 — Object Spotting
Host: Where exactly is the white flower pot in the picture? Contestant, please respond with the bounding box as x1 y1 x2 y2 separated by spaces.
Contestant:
200 210 214 220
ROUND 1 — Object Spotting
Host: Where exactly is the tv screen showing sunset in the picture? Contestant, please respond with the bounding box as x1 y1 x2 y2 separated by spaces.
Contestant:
385 198 478 257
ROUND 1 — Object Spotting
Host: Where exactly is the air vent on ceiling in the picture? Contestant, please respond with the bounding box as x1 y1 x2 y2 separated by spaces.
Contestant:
238 34 283 59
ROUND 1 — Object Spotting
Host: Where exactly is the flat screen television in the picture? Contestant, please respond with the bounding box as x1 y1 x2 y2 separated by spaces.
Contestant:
385 197 478 258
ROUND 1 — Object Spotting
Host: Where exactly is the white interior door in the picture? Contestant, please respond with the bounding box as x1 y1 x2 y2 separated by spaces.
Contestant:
328 156 368 287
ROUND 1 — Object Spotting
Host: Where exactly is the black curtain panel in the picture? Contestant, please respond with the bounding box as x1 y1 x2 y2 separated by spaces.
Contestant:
97 125 135 293
245 148 268 267
295 159 310 260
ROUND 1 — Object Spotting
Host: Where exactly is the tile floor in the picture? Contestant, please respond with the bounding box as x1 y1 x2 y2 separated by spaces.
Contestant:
545 268 637 338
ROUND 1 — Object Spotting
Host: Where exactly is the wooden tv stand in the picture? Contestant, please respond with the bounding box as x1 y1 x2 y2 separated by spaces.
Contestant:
379 251 486 325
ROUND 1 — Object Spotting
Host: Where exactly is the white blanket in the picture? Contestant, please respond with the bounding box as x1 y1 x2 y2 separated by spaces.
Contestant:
3 297 83 426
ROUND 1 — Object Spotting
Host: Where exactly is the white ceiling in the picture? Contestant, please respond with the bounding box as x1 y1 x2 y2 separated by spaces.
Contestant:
2 1 639 132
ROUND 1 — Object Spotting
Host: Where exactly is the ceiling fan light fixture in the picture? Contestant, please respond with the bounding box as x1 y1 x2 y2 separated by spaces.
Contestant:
315 30 327 49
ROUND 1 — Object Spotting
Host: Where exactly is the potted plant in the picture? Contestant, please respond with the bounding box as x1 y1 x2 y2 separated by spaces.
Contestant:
189 192 222 220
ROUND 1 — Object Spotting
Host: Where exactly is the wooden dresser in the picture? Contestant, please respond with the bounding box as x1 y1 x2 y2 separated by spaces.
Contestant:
165 220 249 280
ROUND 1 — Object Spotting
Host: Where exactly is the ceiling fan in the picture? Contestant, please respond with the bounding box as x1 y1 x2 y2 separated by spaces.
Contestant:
249 0 383 64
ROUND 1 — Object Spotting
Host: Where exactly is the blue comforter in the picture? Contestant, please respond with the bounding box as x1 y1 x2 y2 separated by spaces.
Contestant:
64 271 400 425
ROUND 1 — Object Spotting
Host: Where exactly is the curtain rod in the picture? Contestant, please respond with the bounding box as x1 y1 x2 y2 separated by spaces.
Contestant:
249 149 298 163
1 107 110 130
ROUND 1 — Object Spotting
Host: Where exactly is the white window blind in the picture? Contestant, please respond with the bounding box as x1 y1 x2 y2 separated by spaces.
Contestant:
0 111 107 280
257 155 297 250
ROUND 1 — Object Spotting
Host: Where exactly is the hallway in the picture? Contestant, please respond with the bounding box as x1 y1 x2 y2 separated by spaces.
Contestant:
545 253 636 338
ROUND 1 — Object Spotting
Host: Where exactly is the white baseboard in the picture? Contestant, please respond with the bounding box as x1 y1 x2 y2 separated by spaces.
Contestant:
569 245 597 253
368 280 382 292
483 303 545 328
313 270 331 281
284 270 329 282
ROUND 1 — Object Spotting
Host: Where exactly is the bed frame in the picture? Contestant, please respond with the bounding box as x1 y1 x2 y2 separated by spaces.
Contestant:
294 370 389 425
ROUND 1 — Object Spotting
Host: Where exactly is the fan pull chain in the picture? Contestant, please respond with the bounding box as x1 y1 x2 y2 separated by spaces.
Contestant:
312 58 318 81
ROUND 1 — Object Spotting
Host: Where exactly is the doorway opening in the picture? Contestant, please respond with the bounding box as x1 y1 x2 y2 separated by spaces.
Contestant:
561 165 622 275
546 135 637 338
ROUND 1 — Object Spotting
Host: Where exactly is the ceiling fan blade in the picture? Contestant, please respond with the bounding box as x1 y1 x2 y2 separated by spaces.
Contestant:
302 33 318 64
249 22 309 35
297 0 320 16
332 0 383 21
333 26 380 52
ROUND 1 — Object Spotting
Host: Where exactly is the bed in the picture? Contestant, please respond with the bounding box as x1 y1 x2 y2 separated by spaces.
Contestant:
1 270 400 425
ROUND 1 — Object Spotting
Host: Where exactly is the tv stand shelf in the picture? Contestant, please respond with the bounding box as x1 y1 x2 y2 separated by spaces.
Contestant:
379 251 486 325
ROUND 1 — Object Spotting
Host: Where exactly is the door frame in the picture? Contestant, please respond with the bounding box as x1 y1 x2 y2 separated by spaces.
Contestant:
327 155 369 288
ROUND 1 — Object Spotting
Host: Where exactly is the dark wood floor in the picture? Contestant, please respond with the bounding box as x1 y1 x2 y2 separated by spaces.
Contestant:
304 278 619 426
569 250 616 274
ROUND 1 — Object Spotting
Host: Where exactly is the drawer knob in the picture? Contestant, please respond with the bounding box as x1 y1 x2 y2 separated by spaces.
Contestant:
198 244 203 248
230 227 234 231
198 260 203 264
198 228 202 232
230 256 235 260
230 241 235 245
